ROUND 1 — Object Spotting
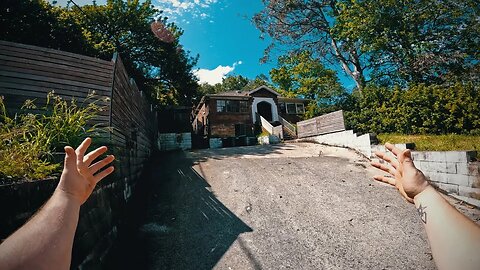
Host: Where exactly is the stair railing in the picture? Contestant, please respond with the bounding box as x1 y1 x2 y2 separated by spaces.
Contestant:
258 113 283 139
279 116 297 135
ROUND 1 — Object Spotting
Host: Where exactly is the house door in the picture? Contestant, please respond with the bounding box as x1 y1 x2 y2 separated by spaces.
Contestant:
257 101 272 121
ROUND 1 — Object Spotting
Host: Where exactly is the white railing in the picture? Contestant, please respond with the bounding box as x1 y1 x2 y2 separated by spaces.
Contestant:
259 114 283 139
279 116 296 135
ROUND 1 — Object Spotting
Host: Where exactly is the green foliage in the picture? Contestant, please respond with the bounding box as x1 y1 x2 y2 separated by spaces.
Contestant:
334 0 480 86
254 0 367 90
378 134 480 155
0 92 105 181
343 83 480 135
197 75 273 97
0 0 199 106
270 51 346 118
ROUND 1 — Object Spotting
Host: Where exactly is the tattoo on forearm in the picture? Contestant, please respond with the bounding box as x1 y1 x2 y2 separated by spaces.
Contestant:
417 204 427 224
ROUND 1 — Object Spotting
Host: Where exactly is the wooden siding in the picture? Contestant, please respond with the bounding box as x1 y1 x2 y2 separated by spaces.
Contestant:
297 110 346 138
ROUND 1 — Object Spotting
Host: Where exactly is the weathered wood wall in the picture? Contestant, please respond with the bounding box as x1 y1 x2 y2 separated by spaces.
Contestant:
0 40 112 125
0 40 157 268
297 110 346 138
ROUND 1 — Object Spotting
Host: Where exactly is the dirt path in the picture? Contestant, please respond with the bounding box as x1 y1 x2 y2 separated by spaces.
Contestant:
109 142 479 270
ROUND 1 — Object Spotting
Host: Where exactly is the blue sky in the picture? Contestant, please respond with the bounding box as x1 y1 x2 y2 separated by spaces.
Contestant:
50 0 355 88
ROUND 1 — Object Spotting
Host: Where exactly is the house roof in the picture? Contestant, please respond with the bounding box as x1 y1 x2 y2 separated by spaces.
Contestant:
248 86 280 96
207 90 250 97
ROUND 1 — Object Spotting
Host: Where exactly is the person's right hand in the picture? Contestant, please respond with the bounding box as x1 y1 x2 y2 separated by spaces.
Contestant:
371 143 430 203
56 137 115 205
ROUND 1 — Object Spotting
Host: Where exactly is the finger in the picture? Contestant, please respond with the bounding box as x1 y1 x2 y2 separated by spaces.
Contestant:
373 175 396 186
93 166 114 184
385 142 403 157
64 146 77 169
89 155 115 175
76 138 92 168
84 146 108 166
398 149 417 170
374 151 399 169
371 161 395 175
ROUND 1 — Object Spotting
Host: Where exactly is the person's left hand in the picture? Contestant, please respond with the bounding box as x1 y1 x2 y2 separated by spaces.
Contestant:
56 137 115 205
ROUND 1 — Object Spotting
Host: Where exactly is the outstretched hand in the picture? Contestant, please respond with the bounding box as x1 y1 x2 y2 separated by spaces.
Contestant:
371 143 429 203
56 138 115 205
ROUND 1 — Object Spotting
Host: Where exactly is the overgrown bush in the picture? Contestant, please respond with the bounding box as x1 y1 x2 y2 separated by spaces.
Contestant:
0 92 106 181
343 82 480 135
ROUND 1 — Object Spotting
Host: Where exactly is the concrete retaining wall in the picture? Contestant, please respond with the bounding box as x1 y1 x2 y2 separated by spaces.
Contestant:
371 144 480 206
309 130 375 157
157 132 192 151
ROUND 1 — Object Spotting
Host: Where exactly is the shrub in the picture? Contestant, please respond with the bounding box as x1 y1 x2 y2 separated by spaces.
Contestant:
343 82 480 135
0 92 106 181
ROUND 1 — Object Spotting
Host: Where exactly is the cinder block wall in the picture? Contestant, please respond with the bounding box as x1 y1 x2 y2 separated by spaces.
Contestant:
372 144 480 205
157 132 192 151
411 151 479 202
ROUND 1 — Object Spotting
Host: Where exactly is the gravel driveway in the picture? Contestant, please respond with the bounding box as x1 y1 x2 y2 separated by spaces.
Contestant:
109 142 480 270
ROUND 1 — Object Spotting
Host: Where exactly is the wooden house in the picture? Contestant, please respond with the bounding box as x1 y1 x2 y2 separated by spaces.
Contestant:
192 86 309 142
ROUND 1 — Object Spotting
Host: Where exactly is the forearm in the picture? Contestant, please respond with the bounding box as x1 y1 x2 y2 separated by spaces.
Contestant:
414 186 480 270
0 190 80 270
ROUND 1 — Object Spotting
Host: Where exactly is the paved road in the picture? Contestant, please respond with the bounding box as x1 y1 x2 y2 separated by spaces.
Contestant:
109 143 479 269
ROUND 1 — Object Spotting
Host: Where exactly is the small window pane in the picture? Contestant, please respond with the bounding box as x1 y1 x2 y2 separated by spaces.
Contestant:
216 100 226 112
286 103 296 114
296 103 305 114
240 101 248 112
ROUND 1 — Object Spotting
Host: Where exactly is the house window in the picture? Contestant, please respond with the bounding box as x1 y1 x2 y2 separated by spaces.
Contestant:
217 99 248 113
240 101 248 112
217 100 226 112
286 103 296 114
286 102 305 114
296 103 305 114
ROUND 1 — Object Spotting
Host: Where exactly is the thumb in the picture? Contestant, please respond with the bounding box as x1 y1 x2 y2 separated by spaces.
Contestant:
64 146 77 169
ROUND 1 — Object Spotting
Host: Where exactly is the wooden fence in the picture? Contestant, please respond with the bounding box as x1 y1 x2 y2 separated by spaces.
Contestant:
297 110 346 138
0 40 157 267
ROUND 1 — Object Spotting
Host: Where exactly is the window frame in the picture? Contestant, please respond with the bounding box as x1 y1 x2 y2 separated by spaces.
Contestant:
216 99 249 113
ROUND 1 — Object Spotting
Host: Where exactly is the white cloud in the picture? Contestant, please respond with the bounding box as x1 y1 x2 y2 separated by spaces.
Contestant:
194 61 242 85
155 0 218 19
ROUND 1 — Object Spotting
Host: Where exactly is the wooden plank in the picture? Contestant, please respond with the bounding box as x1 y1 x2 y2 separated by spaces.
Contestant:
0 47 112 74
0 70 111 92
0 65 111 88
0 77 111 97
0 41 112 69
0 58 112 84
0 82 111 101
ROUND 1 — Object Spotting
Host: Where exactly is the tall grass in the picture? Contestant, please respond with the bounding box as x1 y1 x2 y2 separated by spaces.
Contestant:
378 134 480 153
0 92 107 182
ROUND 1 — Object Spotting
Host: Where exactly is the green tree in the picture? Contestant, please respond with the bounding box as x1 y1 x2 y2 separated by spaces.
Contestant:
254 0 367 91
0 0 92 55
71 0 199 105
1 0 199 106
270 51 345 117
334 0 480 85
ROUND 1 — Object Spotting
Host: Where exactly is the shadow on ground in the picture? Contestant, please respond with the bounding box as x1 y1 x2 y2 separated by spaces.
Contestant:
106 147 278 269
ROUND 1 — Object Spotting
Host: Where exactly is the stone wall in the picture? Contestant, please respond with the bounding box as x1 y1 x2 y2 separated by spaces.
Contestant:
157 132 192 151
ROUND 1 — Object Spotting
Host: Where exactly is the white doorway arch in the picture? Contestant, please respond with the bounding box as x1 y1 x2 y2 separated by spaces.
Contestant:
252 97 279 123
